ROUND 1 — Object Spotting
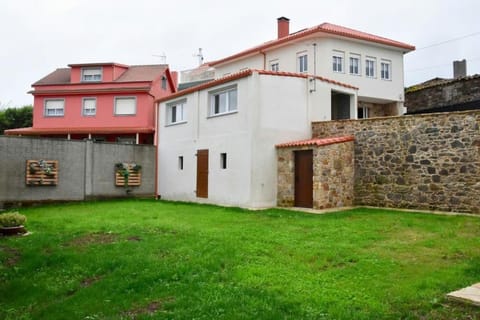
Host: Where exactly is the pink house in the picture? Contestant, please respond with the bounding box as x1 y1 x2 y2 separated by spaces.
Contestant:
6 62 177 144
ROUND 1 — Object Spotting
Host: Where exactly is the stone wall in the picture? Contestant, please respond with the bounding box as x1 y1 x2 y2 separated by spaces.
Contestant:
277 140 354 210
405 75 480 113
0 136 155 208
311 110 480 214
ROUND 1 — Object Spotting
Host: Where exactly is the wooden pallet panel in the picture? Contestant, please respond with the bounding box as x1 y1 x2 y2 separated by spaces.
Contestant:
115 163 142 187
26 160 58 186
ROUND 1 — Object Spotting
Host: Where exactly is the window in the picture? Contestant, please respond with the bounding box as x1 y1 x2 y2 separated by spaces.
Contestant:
81 68 102 82
210 86 237 116
82 98 96 116
178 156 184 170
298 53 308 73
381 60 391 80
358 106 369 119
114 97 136 115
116 137 135 144
220 153 227 169
270 60 279 71
333 51 344 73
161 76 167 90
167 100 186 125
365 57 376 78
349 54 360 75
44 99 65 117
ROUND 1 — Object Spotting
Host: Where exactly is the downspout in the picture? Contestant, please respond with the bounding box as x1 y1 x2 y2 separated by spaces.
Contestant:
260 50 266 70
154 101 159 199
311 43 317 93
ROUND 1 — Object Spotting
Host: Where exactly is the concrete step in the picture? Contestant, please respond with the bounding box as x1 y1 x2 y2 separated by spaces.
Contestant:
447 283 480 307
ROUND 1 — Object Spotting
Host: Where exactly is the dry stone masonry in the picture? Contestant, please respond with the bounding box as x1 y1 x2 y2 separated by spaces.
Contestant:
312 110 480 214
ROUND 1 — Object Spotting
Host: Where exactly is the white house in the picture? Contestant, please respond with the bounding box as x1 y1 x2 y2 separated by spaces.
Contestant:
156 18 414 208
210 17 415 117
156 70 357 208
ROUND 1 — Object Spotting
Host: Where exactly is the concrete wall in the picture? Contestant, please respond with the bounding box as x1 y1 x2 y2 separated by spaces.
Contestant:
0 136 155 208
312 110 480 214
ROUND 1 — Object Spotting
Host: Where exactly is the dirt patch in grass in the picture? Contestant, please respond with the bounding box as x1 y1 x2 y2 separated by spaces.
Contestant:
81 275 102 287
0 246 21 267
66 232 118 247
123 297 175 319
127 236 141 242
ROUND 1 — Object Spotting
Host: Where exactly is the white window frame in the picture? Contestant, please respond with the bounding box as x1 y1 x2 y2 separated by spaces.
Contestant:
297 53 308 73
349 54 361 75
209 85 238 117
381 60 391 80
114 97 137 116
365 57 376 78
166 99 187 125
332 51 344 73
358 106 370 119
44 99 65 117
270 59 279 72
81 67 102 82
82 97 96 116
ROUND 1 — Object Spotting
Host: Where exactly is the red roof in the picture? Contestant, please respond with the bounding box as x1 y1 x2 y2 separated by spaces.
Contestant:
210 22 415 66
156 69 357 103
4 126 154 135
276 136 354 148
33 64 170 86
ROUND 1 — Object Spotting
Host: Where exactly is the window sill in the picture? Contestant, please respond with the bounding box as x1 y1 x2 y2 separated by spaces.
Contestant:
165 120 187 127
207 110 238 119
44 115 64 117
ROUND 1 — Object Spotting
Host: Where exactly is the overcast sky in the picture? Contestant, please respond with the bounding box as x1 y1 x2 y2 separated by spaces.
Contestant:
1 0 479 108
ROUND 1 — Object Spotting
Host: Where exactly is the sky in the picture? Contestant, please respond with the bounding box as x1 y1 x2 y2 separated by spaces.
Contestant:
1 0 479 108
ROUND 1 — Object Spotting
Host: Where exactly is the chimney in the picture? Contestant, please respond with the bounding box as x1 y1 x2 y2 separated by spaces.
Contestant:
453 59 467 78
277 17 290 39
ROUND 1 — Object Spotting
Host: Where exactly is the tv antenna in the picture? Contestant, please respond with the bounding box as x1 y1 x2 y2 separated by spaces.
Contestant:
194 48 204 66
152 52 167 64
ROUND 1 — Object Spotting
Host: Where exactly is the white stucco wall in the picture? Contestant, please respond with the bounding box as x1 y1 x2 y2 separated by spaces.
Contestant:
158 79 254 206
157 71 357 208
214 35 407 105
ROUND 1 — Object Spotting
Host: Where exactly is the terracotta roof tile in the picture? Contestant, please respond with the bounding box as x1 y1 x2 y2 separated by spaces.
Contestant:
33 68 71 85
32 64 169 86
157 69 357 103
210 22 415 66
276 136 354 148
115 65 168 82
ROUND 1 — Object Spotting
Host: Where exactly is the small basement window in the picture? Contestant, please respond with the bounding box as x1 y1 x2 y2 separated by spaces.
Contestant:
178 156 184 170
220 153 227 169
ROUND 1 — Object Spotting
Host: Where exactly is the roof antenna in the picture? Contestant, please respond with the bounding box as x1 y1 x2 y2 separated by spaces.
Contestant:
194 48 204 66
152 52 167 64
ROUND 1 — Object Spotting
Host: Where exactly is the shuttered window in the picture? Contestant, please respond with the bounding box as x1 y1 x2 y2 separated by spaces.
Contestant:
114 97 136 115
44 99 65 117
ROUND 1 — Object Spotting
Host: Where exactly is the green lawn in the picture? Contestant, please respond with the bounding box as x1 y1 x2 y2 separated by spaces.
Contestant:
1 200 479 319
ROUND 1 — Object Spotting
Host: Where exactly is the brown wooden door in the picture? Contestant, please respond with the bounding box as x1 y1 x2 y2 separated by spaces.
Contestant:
196 149 209 198
294 150 313 208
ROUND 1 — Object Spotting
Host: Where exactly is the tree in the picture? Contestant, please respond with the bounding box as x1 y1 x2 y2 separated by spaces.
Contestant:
0 105 33 135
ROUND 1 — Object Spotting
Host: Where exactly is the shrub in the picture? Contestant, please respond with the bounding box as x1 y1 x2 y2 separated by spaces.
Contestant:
0 212 27 227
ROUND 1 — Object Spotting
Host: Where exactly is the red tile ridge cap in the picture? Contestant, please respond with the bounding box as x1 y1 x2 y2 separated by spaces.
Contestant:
209 22 414 66
157 69 357 103
156 69 254 103
276 135 355 148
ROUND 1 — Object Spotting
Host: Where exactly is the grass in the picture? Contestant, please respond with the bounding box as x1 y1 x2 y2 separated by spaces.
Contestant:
1 200 480 319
